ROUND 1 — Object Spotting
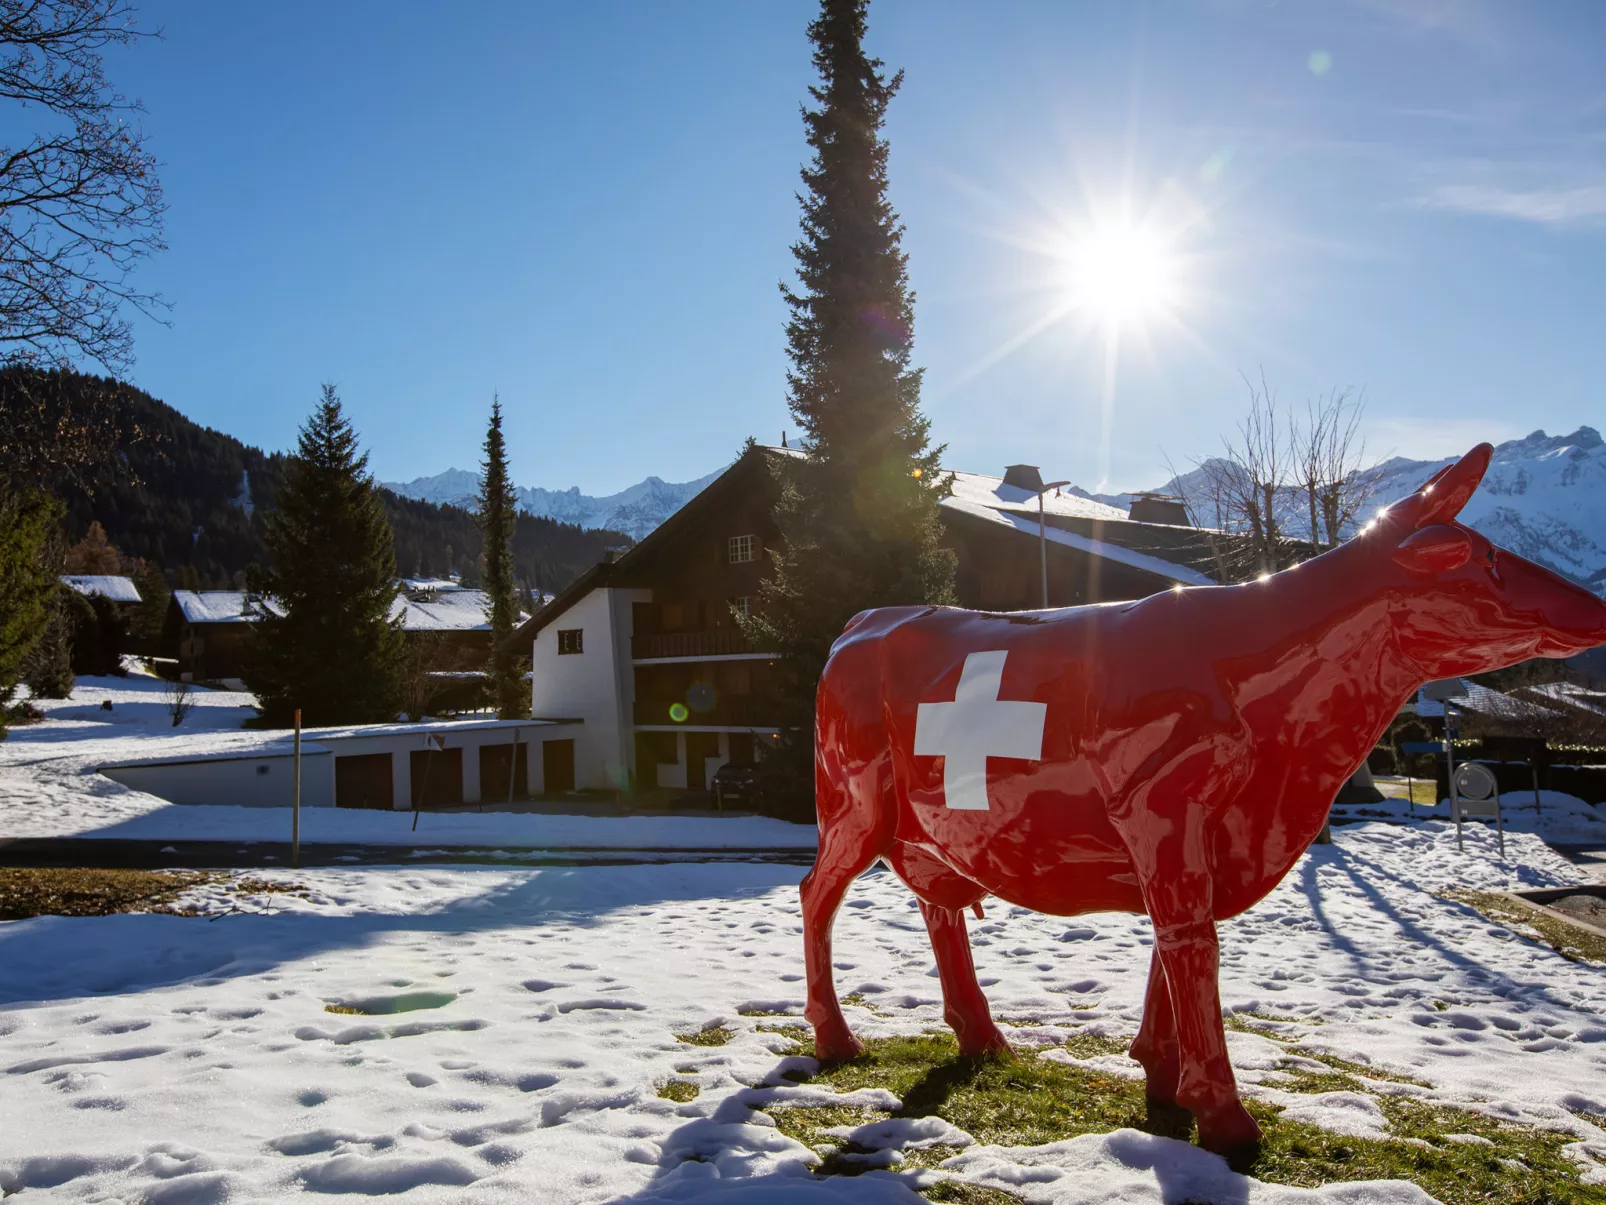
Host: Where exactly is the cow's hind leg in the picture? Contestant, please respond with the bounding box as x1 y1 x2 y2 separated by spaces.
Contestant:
888 842 1009 1058
801 766 888 1062
919 901 1011 1057
1129 945 1181 1106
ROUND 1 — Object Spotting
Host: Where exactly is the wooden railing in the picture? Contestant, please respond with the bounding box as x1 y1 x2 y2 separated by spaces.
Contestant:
631 629 761 660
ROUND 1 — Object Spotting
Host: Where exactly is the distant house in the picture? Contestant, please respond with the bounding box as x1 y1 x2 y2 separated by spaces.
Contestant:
165 582 522 684
61 575 142 606
509 445 1224 796
166 590 279 682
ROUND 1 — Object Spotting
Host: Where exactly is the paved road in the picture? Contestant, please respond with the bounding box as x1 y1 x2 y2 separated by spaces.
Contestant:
0 838 817 871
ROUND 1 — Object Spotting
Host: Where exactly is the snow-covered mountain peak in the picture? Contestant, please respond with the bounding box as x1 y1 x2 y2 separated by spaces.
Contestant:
383 466 722 542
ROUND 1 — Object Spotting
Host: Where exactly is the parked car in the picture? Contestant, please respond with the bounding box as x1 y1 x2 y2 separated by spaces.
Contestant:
710 762 756 811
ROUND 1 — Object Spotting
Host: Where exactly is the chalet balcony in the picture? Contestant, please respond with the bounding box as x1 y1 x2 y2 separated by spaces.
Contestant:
633 697 776 728
631 629 764 661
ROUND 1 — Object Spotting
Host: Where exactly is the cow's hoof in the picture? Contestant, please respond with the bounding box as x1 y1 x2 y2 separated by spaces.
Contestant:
813 1026 865 1063
1196 1102 1263 1164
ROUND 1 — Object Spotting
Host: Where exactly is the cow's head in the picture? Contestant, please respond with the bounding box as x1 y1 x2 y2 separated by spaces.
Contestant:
1369 443 1606 678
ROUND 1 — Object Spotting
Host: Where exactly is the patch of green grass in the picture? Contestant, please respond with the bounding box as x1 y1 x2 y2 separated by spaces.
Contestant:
676 1026 734 1047
764 1032 1605 1205
1284 1049 1431 1090
324 1003 365 1015
1059 1031 1132 1059
1443 890 1606 966
738 1007 796 1017
0 867 219 920
756 1022 813 1045
657 1079 699 1102
841 992 889 1016
919 1182 1024 1204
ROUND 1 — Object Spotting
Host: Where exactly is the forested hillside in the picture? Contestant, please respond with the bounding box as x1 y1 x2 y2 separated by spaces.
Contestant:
13 369 628 593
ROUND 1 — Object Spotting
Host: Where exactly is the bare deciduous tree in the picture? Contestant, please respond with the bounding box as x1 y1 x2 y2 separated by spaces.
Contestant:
0 0 166 374
1292 387 1379 550
1166 372 1384 582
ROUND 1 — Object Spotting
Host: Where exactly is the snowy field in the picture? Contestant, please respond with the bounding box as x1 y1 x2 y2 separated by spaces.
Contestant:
0 673 816 851
1333 785 1606 847
5 673 1606 1201
2 822 1605 1203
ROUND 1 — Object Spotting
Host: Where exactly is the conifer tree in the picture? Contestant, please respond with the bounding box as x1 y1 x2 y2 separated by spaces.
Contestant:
744 0 955 812
0 489 63 730
477 396 528 719
244 386 406 726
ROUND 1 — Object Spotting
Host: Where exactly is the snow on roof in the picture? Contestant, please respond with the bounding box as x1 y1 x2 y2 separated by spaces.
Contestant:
60 575 141 604
940 495 1216 587
1410 680 1564 721
398 576 465 592
945 470 1131 523
1518 681 1606 717
172 590 281 624
391 587 524 632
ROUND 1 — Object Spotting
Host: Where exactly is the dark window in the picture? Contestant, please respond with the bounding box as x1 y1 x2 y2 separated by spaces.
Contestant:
557 628 583 655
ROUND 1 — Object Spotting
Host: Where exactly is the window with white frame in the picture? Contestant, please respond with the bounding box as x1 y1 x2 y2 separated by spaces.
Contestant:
557 628 583 655
731 596 751 619
727 534 756 564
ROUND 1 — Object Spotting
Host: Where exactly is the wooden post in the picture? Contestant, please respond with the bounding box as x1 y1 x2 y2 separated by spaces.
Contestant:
292 709 302 869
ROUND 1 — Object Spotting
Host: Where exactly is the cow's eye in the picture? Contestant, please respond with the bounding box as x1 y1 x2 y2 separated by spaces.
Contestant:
1485 548 1496 566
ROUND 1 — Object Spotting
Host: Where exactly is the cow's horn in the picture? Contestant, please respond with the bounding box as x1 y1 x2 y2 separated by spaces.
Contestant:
1415 443 1492 527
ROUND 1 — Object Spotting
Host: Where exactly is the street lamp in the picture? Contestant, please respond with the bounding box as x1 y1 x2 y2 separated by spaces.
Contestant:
1004 464 1072 609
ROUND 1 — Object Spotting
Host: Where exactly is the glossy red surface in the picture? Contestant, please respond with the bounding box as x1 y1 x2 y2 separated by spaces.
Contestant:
800 444 1606 1155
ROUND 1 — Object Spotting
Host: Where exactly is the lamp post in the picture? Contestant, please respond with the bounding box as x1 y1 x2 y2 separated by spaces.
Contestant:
1003 464 1071 609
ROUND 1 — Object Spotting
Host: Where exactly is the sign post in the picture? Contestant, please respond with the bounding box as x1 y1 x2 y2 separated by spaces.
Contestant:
292 708 302 869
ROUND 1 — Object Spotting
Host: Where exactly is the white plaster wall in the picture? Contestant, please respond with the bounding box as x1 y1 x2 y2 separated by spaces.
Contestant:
104 752 335 808
529 587 648 791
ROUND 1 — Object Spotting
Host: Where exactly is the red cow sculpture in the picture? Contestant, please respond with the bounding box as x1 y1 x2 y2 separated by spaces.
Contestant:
803 444 1606 1156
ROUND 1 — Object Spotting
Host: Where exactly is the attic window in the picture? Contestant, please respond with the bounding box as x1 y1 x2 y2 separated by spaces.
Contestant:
557 629 583 655
728 534 756 564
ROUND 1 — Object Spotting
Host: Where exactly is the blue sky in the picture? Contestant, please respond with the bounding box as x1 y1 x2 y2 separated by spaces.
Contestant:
96 0 1606 494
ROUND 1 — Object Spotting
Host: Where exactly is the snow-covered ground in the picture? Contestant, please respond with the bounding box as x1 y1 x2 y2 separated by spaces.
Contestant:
2 823 1605 1203
0 673 816 851
1338 784 1606 846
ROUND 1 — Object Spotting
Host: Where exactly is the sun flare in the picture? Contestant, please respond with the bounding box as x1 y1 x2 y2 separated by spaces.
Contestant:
1063 221 1179 326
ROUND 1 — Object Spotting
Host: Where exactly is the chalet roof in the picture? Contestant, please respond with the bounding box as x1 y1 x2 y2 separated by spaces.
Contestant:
172 588 517 632
61 574 141 604
390 588 519 632
505 445 1224 650
1409 680 1564 722
172 590 279 624
944 471 1129 523
939 496 1215 586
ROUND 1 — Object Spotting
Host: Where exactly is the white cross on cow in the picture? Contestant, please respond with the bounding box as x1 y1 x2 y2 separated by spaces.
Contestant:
913 650 1047 810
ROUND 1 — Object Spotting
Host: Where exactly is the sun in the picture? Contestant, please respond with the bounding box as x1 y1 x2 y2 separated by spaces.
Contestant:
1062 220 1180 327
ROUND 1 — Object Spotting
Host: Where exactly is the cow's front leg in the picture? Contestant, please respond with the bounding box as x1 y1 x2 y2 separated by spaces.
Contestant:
1147 908 1259 1157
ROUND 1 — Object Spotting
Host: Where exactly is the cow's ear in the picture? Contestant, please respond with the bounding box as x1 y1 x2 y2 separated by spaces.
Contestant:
1416 443 1492 527
1392 525 1472 573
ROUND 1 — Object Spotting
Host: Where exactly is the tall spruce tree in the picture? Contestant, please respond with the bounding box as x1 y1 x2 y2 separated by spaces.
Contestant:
477 396 528 719
744 0 955 812
244 386 406 726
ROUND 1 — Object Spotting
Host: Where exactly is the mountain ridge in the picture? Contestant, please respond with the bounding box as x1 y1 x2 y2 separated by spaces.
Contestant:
393 426 1606 594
